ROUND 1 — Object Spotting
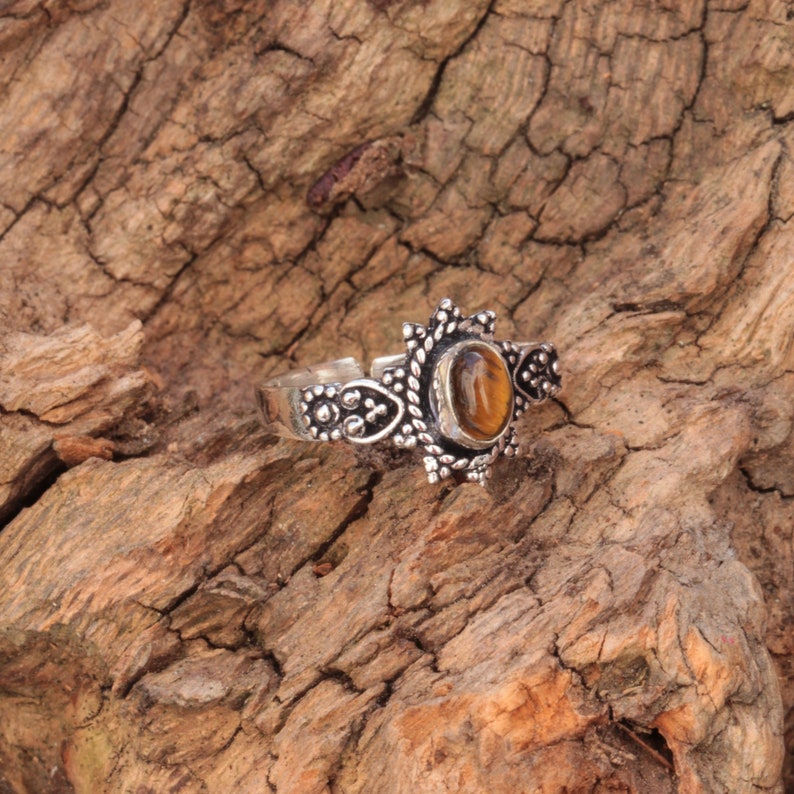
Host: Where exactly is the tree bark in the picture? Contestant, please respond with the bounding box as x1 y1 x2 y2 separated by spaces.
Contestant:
0 1 792 792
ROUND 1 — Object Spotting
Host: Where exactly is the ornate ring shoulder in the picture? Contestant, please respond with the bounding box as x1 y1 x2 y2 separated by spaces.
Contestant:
256 298 561 485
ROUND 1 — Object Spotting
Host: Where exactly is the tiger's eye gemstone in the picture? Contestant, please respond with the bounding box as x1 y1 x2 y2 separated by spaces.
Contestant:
449 344 513 443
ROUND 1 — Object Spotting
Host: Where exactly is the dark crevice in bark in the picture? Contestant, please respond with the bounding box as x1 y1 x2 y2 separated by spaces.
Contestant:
738 466 794 500
611 299 686 315
261 649 284 681
139 252 198 325
318 666 364 696
408 0 497 126
409 58 447 127
257 41 315 64
615 721 676 773
0 194 38 245
0 451 65 533
289 470 382 580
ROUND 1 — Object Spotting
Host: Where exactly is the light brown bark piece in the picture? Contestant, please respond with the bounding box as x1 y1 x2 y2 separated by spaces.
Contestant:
53 435 116 466
0 322 151 523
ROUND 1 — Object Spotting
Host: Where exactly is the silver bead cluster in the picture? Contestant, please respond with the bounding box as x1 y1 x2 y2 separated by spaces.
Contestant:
300 384 343 441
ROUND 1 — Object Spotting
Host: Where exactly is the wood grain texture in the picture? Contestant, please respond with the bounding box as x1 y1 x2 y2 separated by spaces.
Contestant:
0 0 792 791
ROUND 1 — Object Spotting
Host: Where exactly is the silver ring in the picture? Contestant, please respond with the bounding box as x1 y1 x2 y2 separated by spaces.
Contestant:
256 298 561 485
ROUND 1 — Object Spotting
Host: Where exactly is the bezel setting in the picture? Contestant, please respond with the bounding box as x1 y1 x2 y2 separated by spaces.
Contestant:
431 339 514 451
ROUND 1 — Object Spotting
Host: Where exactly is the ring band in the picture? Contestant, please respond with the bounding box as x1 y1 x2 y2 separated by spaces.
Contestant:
256 299 561 485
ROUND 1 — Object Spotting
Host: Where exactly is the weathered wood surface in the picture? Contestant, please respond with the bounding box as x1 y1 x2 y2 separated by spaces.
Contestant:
0 0 792 792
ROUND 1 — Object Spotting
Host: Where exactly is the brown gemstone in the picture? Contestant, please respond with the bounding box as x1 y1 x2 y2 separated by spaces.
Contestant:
449 343 513 443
